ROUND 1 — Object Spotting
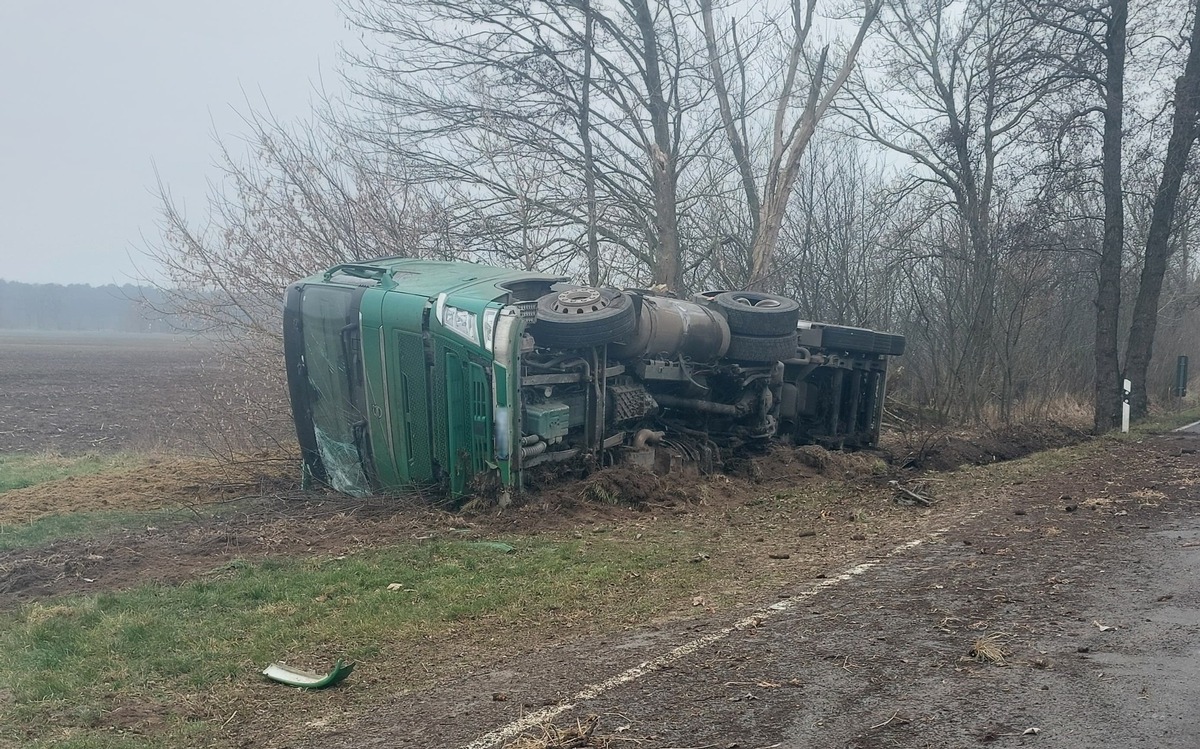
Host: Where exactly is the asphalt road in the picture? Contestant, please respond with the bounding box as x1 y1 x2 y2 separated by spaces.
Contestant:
1175 419 1200 434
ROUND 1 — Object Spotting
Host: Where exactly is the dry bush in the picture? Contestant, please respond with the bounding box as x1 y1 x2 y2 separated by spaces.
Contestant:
143 108 453 455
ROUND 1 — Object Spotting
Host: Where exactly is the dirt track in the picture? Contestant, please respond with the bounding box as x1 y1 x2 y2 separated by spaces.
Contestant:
313 431 1200 749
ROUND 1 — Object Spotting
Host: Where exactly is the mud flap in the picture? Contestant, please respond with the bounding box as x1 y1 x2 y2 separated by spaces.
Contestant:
262 659 355 689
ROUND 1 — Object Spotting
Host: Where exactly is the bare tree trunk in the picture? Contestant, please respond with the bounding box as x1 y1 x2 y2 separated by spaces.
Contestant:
965 218 996 419
632 0 683 293
580 0 600 286
701 0 879 292
1093 0 1126 432
1124 0 1200 418
650 161 682 292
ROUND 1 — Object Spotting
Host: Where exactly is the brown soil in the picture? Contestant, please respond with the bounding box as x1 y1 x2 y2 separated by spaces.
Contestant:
0 454 297 526
0 331 224 454
0 492 451 608
0 450 798 608
0 423 1088 611
878 421 1090 471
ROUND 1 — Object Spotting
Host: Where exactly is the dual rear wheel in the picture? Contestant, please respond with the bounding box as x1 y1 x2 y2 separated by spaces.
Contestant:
695 289 800 362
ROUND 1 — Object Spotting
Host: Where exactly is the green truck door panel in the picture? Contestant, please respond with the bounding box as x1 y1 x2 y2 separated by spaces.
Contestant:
359 291 395 489
368 291 437 486
443 347 465 493
436 341 494 496
469 362 492 475
392 330 434 483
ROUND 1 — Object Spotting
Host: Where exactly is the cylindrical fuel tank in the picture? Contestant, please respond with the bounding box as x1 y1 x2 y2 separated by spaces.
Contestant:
610 295 731 360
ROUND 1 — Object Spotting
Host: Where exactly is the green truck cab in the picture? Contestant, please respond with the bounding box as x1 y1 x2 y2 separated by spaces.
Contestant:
283 258 904 500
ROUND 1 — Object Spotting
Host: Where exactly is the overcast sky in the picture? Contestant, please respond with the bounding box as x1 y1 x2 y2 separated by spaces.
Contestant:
0 0 350 285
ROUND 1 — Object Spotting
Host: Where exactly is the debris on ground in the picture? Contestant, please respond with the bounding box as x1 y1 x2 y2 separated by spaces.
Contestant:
469 541 516 554
262 659 355 689
505 714 608 749
891 480 935 506
968 633 1011 665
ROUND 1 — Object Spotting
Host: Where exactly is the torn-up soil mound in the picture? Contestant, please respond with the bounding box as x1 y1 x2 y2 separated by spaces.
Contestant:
750 444 888 482
519 444 879 514
880 421 1090 471
577 468 667 506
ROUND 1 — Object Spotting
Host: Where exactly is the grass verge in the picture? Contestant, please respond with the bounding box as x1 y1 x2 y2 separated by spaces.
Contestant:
0 451 141 494
0 509 163 552
0 533 716 748
1131 404 1200 433
3 412 1195 747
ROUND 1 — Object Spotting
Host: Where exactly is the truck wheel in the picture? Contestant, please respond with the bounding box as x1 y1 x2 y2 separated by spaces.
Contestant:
819 324 906 356
725 332 798 362
715 291 800 336
532 287 637 348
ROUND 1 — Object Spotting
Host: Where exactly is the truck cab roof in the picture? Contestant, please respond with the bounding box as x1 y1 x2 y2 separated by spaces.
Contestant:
315 258 568 306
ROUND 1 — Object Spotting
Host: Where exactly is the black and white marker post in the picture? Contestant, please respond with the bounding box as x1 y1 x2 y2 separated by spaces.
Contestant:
1122 378 1131 434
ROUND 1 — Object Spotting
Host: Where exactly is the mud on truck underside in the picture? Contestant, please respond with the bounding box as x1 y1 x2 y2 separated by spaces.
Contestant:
282 259 904 500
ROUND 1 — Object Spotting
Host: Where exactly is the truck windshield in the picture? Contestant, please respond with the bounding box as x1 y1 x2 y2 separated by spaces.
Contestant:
299 285 371 496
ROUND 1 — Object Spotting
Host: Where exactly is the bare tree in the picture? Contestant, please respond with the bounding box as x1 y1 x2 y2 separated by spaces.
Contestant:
343 0 713 291
146 109 448 449
1094 0 1129 431
840 0 1061 418
699 0 882 290
1025 0 1128 430
773 136 898 326
1125 1 1200 417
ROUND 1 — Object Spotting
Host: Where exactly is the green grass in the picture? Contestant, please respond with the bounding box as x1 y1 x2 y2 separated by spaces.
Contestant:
0 451 140 493
0 509 179 552
0 535 711 748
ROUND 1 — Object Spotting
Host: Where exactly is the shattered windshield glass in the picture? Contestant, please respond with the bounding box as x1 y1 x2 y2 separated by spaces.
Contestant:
300 286 371 496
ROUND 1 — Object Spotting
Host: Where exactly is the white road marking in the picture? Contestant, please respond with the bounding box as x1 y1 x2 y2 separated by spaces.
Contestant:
462 537 930 749
1174 420 1200 432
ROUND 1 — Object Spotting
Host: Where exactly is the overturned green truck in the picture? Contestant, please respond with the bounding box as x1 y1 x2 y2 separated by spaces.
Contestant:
283 259 904 499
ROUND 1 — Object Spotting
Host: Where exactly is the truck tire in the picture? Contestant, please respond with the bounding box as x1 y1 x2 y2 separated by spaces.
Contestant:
819 324 906 356
725 332 798 362
532 287 637 348
715 291 801 336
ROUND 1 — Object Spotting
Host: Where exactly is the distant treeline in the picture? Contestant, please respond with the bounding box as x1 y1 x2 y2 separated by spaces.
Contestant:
0 280 178 333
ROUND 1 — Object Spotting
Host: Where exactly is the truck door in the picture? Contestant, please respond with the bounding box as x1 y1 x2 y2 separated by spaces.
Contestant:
371 290 436 487
437 342 493 496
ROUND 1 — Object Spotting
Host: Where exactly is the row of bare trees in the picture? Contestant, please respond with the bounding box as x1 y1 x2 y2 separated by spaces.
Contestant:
153 0 1200 433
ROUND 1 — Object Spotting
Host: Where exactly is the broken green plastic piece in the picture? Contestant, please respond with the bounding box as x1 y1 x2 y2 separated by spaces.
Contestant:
262 659 355 689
